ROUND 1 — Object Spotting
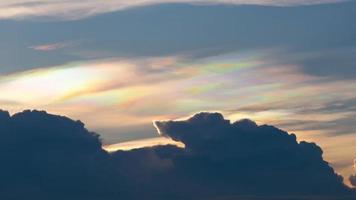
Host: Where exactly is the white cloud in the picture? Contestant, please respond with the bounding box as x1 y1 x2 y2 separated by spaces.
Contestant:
0 0 347 20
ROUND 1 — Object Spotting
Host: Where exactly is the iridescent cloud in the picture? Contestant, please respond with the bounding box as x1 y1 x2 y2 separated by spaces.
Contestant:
1 50 356 186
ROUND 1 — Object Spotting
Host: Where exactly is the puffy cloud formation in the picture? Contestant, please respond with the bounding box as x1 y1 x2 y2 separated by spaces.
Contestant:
149 113 352 197
0 110 355 199
0 110 125 200
350 175 356 187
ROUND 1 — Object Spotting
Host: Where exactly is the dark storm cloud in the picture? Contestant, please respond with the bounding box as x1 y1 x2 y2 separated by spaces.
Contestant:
0 1 355 80
1 109 355 199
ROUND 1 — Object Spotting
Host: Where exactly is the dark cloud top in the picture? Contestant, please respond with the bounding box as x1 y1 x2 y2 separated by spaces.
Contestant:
0 110 355 199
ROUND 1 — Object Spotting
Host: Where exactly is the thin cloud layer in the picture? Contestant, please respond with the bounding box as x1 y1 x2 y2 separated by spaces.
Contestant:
1 1 355 81
0 109 355 199
29 42 74 51
0 0 347 20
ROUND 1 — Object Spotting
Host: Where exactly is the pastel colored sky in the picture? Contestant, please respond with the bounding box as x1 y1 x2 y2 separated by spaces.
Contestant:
0 0 355 186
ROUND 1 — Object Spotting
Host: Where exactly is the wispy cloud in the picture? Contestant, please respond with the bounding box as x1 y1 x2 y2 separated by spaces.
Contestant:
29 42 73 51
0 0 347 20
2 50 356 133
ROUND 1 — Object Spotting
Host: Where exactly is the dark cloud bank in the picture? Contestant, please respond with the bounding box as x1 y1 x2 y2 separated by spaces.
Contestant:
0 110 355 200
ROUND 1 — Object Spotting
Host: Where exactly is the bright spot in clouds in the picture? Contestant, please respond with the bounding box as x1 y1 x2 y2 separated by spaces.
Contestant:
103 137 185 152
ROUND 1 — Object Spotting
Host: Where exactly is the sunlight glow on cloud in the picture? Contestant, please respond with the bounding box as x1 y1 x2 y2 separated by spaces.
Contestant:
1 50 355 128
103 136 185 152
0 62 130 104
0 0 348 20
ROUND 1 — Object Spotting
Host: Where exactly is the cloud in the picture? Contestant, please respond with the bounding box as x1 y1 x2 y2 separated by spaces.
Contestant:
0 56 184 108
298 48 356 80
268 47 356 80
1 109 354 199
103 136 184 152
29 42 74 51
350 175 356 187
152 112 354 196
2 47 356 182
0 0 347 20
1 1 355 81
0 110 125 199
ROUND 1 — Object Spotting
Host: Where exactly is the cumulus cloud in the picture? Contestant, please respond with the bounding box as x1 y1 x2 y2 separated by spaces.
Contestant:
0 110 354 199
152 112 353 197
0 0 347 20
0 110 124 200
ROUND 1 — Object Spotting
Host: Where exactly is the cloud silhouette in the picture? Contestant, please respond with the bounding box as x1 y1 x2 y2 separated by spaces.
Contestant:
151 112 353 198
0 110 355 199
0 110 125 200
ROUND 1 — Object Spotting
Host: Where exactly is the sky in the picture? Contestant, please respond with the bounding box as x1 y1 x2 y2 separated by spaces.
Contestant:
0 0 355 186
